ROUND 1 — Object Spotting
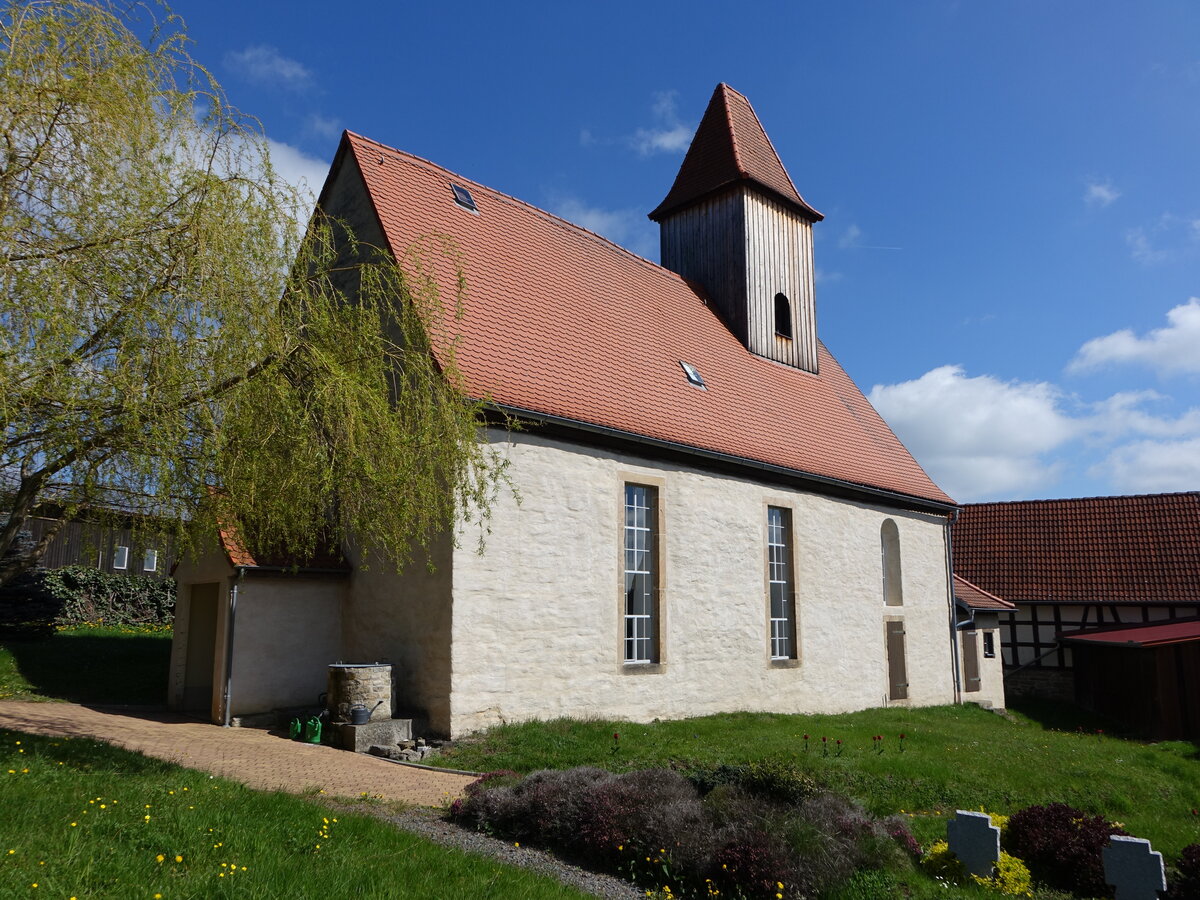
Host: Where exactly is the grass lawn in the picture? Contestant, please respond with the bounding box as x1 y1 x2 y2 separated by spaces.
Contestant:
0 727 594 899
431 703 1200 858
0 624 172 705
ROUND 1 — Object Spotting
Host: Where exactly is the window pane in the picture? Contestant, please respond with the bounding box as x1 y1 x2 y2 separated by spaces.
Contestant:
113 546 129 570
142 549 158 573
624 484 657 664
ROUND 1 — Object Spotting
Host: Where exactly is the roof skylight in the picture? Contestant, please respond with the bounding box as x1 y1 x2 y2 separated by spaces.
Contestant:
451 184 478 212
680 360 707 389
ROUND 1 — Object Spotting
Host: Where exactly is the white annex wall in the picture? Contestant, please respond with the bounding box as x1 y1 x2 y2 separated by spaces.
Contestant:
447 429 956 736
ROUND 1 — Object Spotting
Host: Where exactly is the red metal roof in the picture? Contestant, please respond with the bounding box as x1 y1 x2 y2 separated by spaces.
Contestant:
953 574 1015 611
648 83 822 222
1060 619 1200 648
955 493 1200 605
341 132 953 508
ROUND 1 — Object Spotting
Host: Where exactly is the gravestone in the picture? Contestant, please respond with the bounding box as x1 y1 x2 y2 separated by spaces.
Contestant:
1103 835 1166 900
946 810 1000 878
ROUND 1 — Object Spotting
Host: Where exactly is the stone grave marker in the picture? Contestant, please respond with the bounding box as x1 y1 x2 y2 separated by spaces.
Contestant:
1103 835 1166 900
946 810 1000 878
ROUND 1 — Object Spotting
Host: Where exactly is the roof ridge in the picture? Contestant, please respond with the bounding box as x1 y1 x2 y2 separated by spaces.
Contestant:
719 84 746 179
963 491 1200 508
345 131 691 288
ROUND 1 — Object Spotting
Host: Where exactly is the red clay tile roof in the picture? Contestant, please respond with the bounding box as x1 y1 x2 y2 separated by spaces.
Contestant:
217 525 349 573
955 493 1200 605
648 83 822 222
953 574 1015 611
341 132 952 508
1059 619 1200 648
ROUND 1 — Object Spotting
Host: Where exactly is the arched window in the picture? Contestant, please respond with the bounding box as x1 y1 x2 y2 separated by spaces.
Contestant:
881 519 902 606
774 292 793 339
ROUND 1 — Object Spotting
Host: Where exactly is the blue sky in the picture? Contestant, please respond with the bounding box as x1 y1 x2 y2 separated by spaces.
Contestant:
169 0 1200 503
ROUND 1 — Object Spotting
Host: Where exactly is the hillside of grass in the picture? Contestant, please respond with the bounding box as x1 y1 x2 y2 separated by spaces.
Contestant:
431 704 1200 856
0 727 594 899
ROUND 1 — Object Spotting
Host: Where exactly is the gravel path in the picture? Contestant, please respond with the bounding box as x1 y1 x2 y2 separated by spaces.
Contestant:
334 802 645 900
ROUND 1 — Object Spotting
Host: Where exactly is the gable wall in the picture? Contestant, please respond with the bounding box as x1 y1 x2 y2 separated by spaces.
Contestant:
446 429 955 736
342 536 454 735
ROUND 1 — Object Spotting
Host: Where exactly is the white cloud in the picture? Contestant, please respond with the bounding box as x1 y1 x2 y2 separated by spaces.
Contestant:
629 91 693 156
1093 437 1200 493
549 195 657 258
869 366 1078 501
225 45 312 90
869 360 1200 501
1125 213 1200 265
838 224 861 249
305 114 341 141
1084 179 1120 208
814 268 842 284
1068 298 1200 376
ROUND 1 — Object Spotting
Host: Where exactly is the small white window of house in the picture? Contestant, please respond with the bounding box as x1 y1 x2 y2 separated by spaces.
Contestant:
774 293 793 339
679 360 706 389
767 506 797 660
143 549 159 573
113 545 129 570
983 631 995 659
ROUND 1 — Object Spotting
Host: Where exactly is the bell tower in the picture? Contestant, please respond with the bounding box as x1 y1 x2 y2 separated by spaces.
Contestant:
649 84 822 373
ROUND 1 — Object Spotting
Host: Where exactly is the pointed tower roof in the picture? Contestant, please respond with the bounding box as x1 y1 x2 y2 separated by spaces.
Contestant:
649 83 822 222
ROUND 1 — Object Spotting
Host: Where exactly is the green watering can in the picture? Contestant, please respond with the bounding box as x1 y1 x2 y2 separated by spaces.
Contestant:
288 717 303 740
301 716 322 744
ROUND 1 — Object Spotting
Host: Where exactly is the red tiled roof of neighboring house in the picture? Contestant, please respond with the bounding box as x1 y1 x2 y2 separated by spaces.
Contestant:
953 574 1015 611
954 492 1200 605
1059 619 1200 648
339 131 953 508
648 83 822 222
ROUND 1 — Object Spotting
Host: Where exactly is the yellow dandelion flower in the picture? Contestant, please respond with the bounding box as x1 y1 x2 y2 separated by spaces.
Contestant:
144 815 151 822
156 855 165 863
176 855 183 863
69 823 76 827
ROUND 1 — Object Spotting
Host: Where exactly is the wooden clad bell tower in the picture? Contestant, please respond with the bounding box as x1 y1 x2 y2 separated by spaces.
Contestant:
649 84 823 374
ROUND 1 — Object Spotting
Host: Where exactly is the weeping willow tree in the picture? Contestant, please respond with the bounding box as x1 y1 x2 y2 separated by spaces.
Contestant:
0 0 507 587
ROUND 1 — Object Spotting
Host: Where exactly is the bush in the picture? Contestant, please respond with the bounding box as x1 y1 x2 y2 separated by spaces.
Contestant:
1166 842 1200 899
457 765 916 899
1005 802 1126 897
42 565 175 626
687 756 818 805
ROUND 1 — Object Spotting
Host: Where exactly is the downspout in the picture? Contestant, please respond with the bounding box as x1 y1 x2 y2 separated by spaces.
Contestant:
945 509 962 705
221 578 240 727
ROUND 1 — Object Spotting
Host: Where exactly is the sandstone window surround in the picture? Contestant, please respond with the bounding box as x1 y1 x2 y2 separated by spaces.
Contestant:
623 483 660 665
767 505 798 661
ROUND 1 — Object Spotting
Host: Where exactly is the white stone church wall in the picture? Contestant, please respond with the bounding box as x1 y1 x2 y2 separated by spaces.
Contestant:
447 429 956 736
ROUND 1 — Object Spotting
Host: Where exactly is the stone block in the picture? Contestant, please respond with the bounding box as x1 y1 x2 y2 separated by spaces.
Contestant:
1103 835 1166 900
338 718 412 753
946 810 1000 878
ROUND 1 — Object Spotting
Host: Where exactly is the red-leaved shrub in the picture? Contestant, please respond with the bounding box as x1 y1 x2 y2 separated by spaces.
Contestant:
1006 802 1127 897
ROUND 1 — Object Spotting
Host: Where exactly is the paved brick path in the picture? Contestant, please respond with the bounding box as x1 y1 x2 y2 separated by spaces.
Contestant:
0 701 476 807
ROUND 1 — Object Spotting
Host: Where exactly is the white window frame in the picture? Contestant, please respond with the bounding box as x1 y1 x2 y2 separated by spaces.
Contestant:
112 545 129 570
982 631 995 659
767 506 796 660
623 484 658 664
142 548 158 573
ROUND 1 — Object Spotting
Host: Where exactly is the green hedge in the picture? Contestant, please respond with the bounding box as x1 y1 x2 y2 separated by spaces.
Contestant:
1 565 175 628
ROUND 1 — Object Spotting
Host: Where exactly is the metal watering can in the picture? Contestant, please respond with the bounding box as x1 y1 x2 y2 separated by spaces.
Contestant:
348 700 385 725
